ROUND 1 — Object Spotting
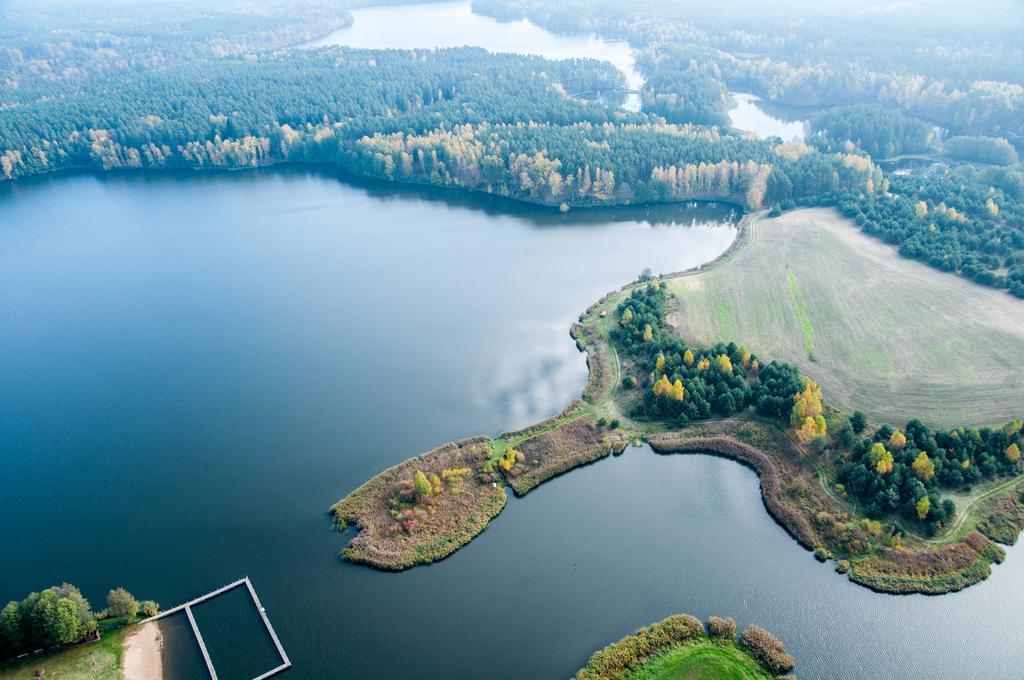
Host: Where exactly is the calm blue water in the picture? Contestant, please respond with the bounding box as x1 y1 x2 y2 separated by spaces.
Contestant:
2 168 1022 680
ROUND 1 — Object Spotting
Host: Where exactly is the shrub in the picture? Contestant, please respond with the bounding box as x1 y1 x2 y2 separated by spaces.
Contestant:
610 419 620 429
740 625 795 675
574 614 705 680
706 616 737 640
139 600 159 618
106 588 139 621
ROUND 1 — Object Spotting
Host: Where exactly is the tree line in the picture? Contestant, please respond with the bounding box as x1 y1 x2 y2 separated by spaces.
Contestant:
836 418 1023 535
1 584 156 659
0 45 876 210
611 279 810 432
473 0 1024 144
837 164 1024 294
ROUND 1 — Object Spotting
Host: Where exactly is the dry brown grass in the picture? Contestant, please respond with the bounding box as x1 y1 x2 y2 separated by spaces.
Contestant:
331 438 506 570
507 418 629 496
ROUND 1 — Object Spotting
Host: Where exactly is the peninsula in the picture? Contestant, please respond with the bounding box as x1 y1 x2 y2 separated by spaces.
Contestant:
332 208 1024 595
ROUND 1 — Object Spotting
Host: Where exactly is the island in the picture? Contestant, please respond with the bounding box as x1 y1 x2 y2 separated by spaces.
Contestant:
573 614 795 680
332 207 1024 595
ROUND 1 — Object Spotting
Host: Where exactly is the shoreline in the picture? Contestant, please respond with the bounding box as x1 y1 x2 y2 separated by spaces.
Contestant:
331 207 1024 594
121 621 164 680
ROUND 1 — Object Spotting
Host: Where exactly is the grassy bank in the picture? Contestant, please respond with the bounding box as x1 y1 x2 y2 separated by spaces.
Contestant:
574 615 791 680
0 628 126 680
621 642 773 680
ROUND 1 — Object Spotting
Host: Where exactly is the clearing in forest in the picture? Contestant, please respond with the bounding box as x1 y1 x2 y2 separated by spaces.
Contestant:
668 207 1024 428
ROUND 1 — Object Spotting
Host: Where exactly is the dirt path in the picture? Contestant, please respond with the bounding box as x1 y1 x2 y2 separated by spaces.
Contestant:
925 473 1024 544
122 621 163 680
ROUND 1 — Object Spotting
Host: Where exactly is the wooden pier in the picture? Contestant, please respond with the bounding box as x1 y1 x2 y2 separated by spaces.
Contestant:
141 576 291 679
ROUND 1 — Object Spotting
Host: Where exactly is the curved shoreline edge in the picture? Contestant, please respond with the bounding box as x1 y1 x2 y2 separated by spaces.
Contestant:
330 210 1024 594
574 614 794 680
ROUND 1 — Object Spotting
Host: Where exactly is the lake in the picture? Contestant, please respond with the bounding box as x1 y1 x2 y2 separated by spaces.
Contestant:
1 168 1022 680
2 4 1022 679
306 0 810 138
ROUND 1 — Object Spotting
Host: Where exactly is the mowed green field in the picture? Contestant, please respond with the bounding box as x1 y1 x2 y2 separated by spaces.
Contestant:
621 641 772 680
668 208 1024 428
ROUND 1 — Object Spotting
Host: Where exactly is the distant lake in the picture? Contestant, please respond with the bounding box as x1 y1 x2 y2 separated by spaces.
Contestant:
304 0 643 110
304 0 809 137
728 92 811 142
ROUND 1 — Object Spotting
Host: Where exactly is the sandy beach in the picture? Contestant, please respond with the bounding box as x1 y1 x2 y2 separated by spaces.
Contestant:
121 621 164 680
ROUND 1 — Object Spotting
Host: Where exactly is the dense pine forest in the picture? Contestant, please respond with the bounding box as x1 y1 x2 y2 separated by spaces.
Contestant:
2 0 1023 290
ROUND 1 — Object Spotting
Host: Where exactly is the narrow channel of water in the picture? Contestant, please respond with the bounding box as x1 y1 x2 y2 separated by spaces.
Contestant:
304 0 811 135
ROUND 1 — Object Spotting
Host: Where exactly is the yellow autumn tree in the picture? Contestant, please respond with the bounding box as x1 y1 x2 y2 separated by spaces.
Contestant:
796 418 816 443
916 496 931 521
643 324 653 342
987 198 999 216
889 430 907 451
621 308 634 326
750 358 760 374
715 354 733 374
656 353 666 372
961 459 971 470
790 378 824 432
911 451 935 480
697 358 711 371
739 346 751 366
650 278 661 291
671 378 685 401
413 470 432 498
868 443 893 474
652 375 672 397
915 201 928 218
1006 443 1021 462
683 349 695 366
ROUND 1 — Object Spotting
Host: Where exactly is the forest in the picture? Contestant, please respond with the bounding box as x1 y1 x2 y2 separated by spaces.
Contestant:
612 280 814 431
837 165 1024 294
0 584 155 660
837 419 1023 534
473 0 1024 144
1 0 1021 287
0 41 875 210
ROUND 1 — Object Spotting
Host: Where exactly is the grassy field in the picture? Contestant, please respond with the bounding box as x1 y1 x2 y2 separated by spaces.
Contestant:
0 629 126 680
621 641 772 680
668 207 1024 428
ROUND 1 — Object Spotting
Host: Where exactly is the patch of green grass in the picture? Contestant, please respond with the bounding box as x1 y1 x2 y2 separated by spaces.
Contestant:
622 641 772 680
0 629 126 680
785 267 816 361
708 295 741 343
668 208 1024 428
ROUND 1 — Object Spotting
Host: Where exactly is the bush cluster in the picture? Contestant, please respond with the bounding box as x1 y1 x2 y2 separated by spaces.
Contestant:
739 625 796 675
